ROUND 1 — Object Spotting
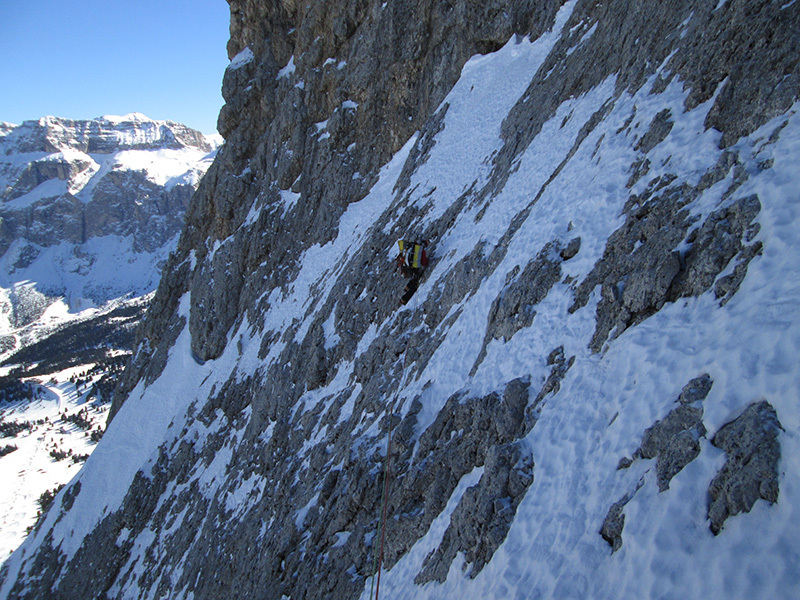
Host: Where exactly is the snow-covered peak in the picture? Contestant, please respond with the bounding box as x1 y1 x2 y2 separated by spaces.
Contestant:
0 113 218 357
0 122 16 136
204 132 224 148
0 114 214 156
98 112 153 124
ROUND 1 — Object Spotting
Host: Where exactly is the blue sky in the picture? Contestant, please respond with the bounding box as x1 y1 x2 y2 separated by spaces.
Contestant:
0 0 231 134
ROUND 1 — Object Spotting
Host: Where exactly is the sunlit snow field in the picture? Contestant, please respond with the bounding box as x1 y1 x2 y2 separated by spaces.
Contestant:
0 366 110 559
359 4 800 599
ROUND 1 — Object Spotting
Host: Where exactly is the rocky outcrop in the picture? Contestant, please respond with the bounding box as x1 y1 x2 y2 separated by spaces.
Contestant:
638 374 712 492
177 0 565 365
471 238 579 374
570 186 762 353
0 115 217 366
602 375 713 551
415 440 534 583
602 378 784 551
708 401 782 535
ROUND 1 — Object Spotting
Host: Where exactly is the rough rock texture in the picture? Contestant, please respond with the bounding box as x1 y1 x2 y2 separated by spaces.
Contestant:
116 0 797 392
112 0 569 415
471 238 579 374
176 0 565 365
634 108 674 154
570 185 763 353
3 1 799 599
13 376 540 600
603 379 784 551
708 401 782 535
638 374 712 492
415 440 534 583
602 375 713 551
600 499 627 553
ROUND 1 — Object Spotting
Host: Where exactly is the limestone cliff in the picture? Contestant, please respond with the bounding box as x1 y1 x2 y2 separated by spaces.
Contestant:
0 114 214 261
2 1 799 599
0 114 218 354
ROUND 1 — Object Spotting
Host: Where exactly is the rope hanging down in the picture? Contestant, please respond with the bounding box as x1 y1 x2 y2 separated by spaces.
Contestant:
374 396 395 600
369 349 410 600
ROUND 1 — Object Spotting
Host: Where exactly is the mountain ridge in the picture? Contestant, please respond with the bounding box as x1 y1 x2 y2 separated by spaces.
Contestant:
0 113 214 156
0 113 218 354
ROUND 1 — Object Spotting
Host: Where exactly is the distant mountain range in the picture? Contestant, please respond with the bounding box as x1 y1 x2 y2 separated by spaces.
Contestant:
0 113 219 360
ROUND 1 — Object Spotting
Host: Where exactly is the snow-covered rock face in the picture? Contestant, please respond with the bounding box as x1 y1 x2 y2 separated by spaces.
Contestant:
3 1 800 599
0 114 219 347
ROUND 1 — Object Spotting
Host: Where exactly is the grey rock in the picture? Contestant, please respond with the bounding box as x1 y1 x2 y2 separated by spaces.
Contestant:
602 375 713 551
714 240 763 306
626 156 651 189
570 179 696 352
178 0 568 362
634 109 674 154
600 501 626 553
471 239 572 374
86 170 195 253
114 376 540 600
570 181 762 353
0 115 211 156
638 374 712 491
708 401 782 535
677 373 713 405
641 418 704 492
599 476 646 553
617 456 633 470
667 195 762 301
415 441 534 583
395 102 449 195
529 345 575 418
560 236 581 260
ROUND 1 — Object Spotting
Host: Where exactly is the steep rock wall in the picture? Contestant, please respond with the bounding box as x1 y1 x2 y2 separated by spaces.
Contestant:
112 0 562 406
3 1 800 600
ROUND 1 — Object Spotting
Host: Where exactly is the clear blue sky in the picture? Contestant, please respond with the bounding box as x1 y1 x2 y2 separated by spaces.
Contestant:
0 0 231 134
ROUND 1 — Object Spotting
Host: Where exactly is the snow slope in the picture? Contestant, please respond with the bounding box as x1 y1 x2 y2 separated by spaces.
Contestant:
356 36 800 600
0 294 145 559
2 2 799 599
0 368 110 561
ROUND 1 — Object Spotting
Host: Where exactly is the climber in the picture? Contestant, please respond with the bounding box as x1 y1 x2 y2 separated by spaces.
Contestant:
395 238 428 305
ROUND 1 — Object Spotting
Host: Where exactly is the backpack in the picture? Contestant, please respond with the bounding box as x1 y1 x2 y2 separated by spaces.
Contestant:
398 240 428 269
